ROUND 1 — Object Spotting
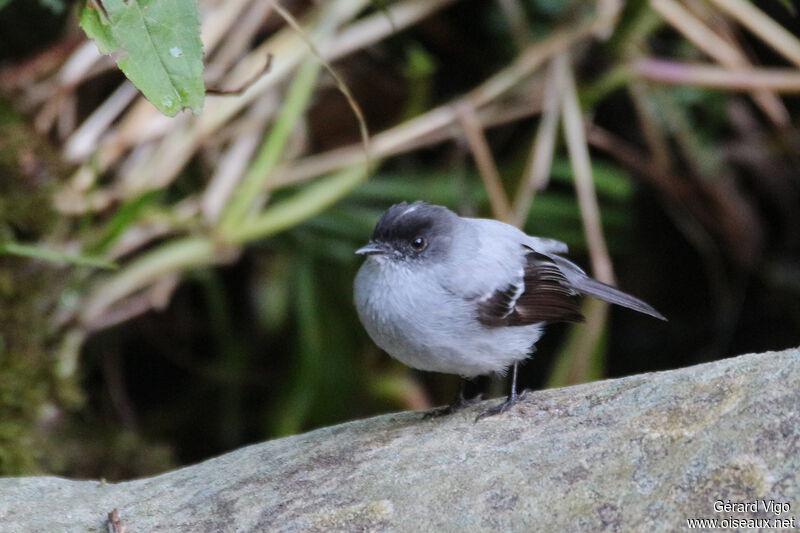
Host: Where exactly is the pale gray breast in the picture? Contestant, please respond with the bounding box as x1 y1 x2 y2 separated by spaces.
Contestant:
355 256 476 367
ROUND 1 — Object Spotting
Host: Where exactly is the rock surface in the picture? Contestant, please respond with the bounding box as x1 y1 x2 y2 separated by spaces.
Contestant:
1 347 799 532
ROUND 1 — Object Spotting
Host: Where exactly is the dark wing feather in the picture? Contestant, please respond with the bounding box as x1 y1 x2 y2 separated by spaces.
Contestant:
476 251 584 327
544 254 667 321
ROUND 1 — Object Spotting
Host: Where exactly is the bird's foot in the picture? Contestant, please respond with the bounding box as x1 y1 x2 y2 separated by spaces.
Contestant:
423 393 484 419
474 389 529 422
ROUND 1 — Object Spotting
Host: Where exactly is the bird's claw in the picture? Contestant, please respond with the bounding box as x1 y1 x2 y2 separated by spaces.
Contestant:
423 393 484 419
474 389 529 422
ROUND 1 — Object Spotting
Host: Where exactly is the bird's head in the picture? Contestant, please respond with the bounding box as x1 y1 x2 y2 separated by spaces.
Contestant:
356 202 457 265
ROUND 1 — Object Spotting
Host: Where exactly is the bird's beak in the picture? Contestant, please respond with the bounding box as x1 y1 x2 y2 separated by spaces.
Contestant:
355 241 387 256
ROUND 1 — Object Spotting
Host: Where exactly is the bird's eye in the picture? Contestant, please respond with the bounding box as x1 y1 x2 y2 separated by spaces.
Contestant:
410 237 427 251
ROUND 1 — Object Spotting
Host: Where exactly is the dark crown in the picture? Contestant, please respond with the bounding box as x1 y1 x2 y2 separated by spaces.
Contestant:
371 202 453 244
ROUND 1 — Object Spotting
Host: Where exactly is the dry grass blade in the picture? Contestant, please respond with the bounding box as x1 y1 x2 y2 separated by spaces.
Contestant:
594 0 623 39
56 40 108 90
455 101 513 223
465 15 605 107
710 0 800 69
202 95 275 222
546 298 608 387
635 59 800 92
652 0 741 64
269 0 371 178
219 55 322 229
198 0 253 60
547 49 617 388
81 237 221 327
269 94 546 189
327 0 457 59
558 53 614 284
271 13 614 189
203 1 273 85
87 274 180 333
63 82 138 162
206 54 273 95
650 0 788 126
0 34 85 92
512 60 561 227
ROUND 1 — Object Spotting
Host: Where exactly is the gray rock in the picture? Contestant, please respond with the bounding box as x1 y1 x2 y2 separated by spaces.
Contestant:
1 347 799 532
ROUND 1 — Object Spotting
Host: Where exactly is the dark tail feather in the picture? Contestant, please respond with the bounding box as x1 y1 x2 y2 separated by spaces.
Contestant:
573 277 667 321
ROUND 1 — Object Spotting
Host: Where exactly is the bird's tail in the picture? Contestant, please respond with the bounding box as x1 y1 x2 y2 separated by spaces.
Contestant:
573 276 667 321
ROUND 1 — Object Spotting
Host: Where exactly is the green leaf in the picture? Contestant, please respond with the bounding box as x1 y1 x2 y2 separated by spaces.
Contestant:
79 0 204 116
0 241 117 269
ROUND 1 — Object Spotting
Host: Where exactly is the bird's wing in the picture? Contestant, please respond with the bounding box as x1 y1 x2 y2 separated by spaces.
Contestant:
524 235 568 254
465 217 569 254
475 248 584 327
455 218 665 324
542 253 667 320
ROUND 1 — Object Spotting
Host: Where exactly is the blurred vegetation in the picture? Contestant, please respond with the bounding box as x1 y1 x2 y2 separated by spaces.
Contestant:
1 0 799 478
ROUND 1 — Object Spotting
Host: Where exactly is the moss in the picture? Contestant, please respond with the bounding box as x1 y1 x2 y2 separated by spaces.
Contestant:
0 100 177 478
0 101 59 235
0 99 77 474
0 354 49 474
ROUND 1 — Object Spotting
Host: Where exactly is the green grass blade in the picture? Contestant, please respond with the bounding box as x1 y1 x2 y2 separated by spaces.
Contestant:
87 190 160 254
0 241 117 269
221 58 322 231
227 165 366 245
270 254 321 436
82 236 214 325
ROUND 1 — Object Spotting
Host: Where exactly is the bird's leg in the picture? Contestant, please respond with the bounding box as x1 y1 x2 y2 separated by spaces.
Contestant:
423 379 484 418
475 362 528 421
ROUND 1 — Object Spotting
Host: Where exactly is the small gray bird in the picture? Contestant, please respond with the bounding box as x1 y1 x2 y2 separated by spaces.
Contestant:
354 201 665 420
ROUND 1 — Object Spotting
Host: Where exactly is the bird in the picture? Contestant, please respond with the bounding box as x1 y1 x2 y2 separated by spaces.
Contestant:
353 201 666 420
